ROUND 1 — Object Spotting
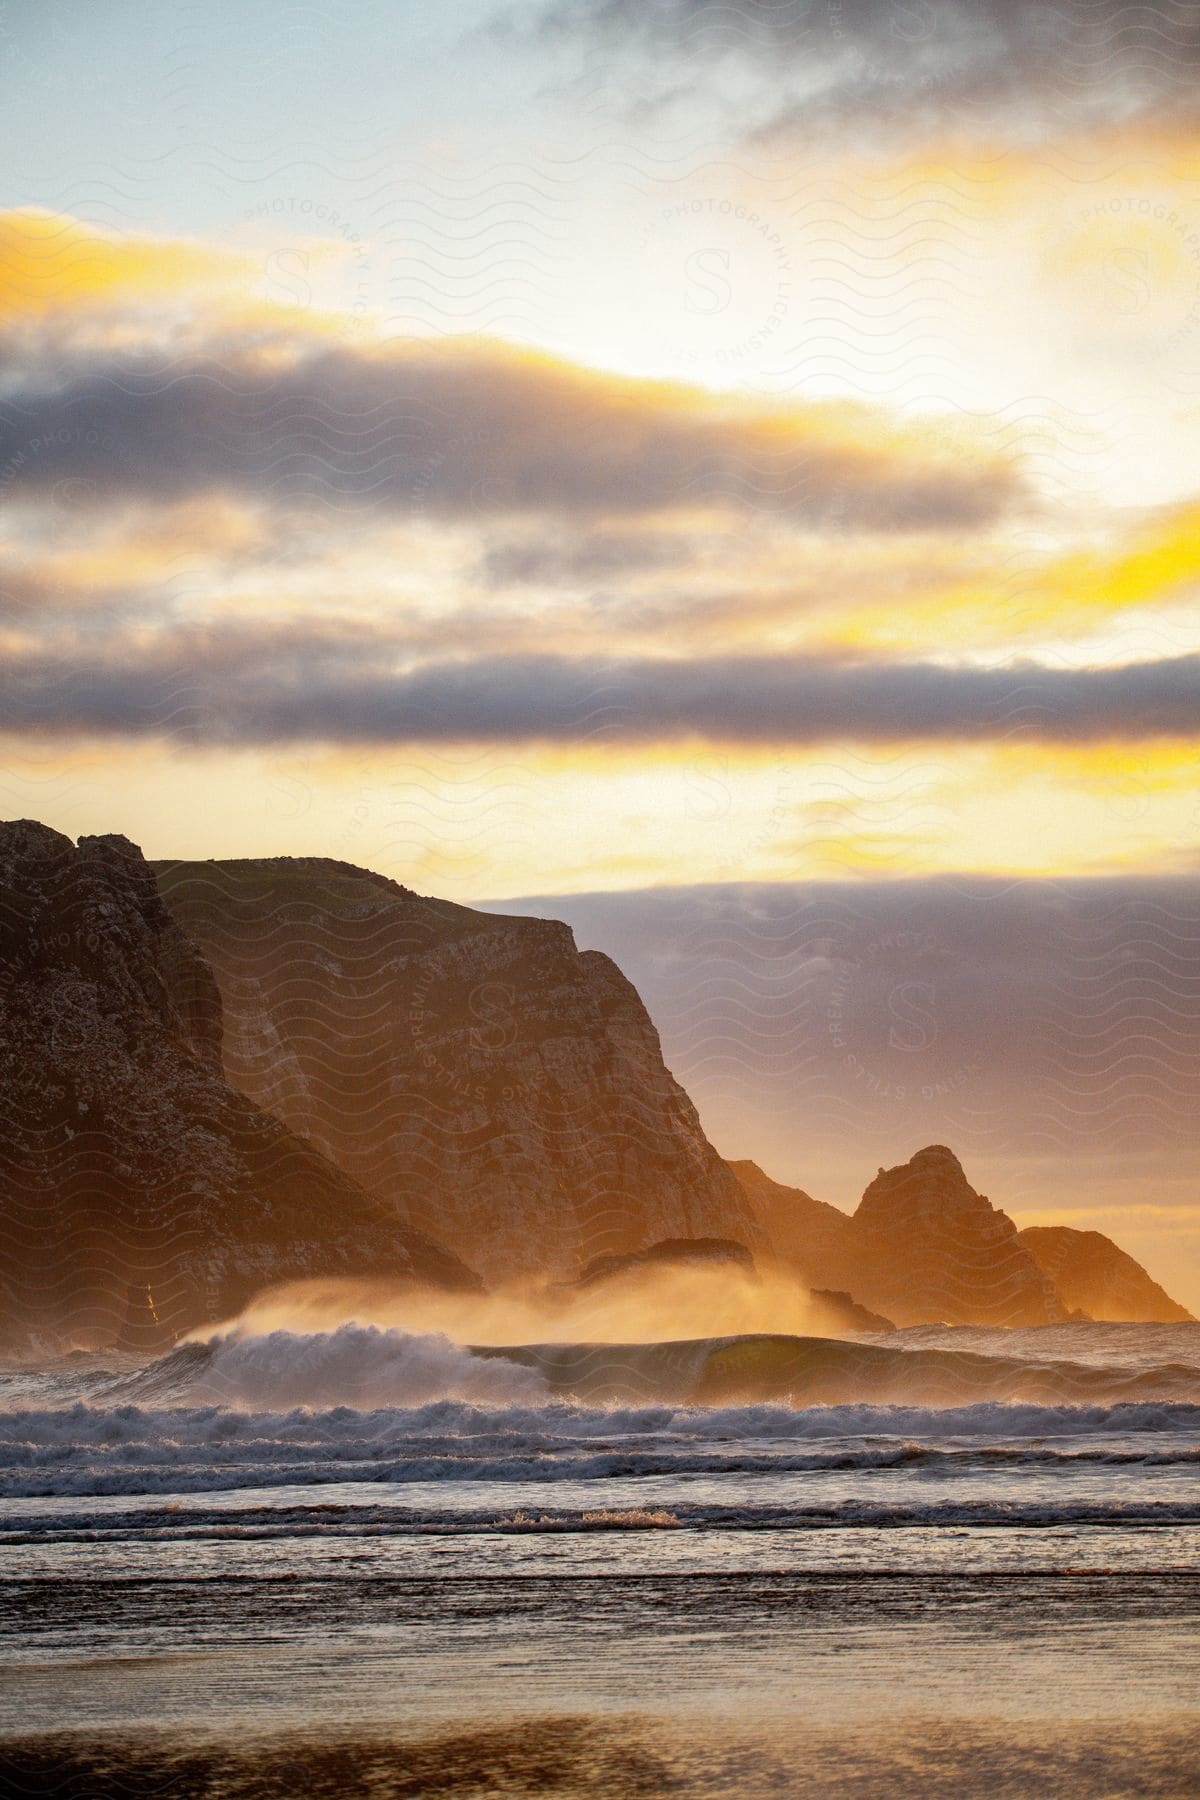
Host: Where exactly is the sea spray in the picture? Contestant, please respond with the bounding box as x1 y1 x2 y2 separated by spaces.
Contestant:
192 1323 549 1409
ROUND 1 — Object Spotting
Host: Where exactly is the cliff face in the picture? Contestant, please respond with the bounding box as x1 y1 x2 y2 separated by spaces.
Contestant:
0 822 477 1349
1019 1225 1194 1324
154 857 760 1284
733 1146 1071 1327
726 1159 858 1288
853 1146 1068 1327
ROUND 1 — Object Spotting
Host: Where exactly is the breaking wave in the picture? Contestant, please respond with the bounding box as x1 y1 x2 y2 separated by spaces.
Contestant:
12 1319 1200 1414
2 1322 1199 1504
188 1323 550 1409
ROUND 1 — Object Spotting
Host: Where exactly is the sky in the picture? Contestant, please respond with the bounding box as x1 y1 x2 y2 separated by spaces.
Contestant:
1 0 1198 1300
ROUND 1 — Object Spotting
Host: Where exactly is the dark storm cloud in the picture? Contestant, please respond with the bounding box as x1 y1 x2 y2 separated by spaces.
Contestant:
3 636 1197 746
0 340 1022 532
537 0 1200 142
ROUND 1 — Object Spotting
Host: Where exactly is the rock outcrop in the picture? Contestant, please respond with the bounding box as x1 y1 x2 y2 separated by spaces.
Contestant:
1019 1225 1194 1324
809 1289 895 1333
853 1145 1069 1326
155 856 760 1284
733 1145 1072 1327
0 822 477 1349
571 1237 755 1290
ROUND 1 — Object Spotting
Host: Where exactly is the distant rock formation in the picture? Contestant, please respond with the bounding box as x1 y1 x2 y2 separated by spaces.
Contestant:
1019 1225 1194 1324
809 1289 895 1333
155 856 759 1283
571 1237 755 1289
853 1145 1067 1327
0 822 477 1349
733 1145 1072 1327
558 1236 893 1336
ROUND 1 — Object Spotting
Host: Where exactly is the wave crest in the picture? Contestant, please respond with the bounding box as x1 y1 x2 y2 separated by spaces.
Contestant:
135 1324 549 1409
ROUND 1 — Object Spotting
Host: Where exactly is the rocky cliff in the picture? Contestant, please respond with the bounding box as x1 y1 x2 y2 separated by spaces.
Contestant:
853 1145 1068 1326
154 856 759 1283
733 1146 1076 1327
1019 1225 1194 1324
0 822 477 1349
10 822 1185 1340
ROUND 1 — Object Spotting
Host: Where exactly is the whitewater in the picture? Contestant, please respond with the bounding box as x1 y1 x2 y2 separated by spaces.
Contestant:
3 1320 1200 1795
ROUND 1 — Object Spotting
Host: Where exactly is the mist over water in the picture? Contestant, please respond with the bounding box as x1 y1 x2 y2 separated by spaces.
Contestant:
198 1260 851 1349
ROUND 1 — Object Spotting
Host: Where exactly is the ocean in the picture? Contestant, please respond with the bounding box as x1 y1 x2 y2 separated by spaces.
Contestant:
1 1321 1198 1796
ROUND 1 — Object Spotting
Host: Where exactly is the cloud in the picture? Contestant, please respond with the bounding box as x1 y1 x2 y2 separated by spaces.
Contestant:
537 0 1200 146
480 527 685 586
0 329 1024 533
3 633 1197 747
483 868 1200 1154
0 208 252 331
